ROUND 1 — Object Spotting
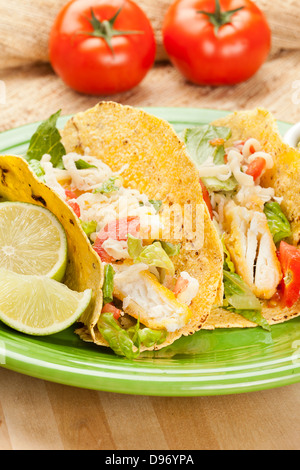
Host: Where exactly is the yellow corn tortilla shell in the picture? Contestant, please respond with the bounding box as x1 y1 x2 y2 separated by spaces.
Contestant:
61 101 224 351
203 107 300 330
0 155 103 328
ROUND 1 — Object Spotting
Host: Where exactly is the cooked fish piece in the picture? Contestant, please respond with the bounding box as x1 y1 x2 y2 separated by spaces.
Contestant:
223 201 282 300
113 263 192 333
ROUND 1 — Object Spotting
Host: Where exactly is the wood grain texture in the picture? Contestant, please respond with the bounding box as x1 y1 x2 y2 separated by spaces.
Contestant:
1 48 300 134
0 369 299 450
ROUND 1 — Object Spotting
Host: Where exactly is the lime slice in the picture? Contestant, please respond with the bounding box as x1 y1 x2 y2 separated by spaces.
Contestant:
0 268 92 336
0 202 67 281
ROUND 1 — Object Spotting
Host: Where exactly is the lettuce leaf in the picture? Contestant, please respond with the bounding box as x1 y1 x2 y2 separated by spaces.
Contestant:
98 312 167 359
135 241 175 276
98 312 140 360
182 125 238 192
264 201 292 245
80 220 97 238
136 327 167 348
127 234 143 259
102 264 115 305
222 237 235 273
160 241 181 257
223 271 262 311
127 237 176 275
223 270 270 331
223 307 271 331
75 159 97 170
25 110 66 169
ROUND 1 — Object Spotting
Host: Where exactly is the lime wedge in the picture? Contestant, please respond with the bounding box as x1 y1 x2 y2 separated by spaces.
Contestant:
0 268 92 336
0 202 67 281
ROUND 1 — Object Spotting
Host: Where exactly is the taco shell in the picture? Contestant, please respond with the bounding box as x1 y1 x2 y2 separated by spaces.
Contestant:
203 108 300 330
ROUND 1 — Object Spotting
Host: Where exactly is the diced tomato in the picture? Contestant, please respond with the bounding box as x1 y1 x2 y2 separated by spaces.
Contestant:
199 179 213 220
173 276 189 296
65 189 78 200
246 157 266 180
67 200 80 217
278 241 300 308
102 303 122 321
93 217 140 262
96 216 140 244
94 245 115 263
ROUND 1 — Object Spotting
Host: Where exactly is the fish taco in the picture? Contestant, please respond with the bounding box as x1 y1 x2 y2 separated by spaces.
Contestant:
181 108 300 331
33 101 223 358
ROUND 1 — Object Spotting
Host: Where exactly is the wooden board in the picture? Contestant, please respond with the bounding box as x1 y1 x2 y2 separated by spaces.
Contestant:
0 368 299 450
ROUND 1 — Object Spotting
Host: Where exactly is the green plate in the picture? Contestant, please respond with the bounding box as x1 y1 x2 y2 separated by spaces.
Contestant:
0 107 299 396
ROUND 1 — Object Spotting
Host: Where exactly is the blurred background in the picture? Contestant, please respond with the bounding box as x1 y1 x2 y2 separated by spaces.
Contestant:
0 0 299 131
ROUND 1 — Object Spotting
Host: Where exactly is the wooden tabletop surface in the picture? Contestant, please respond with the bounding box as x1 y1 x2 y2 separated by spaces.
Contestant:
0 54 300 450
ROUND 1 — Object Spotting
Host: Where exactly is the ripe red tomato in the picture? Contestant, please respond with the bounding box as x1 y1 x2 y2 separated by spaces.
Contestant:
162 0 271 86
49 0 156 94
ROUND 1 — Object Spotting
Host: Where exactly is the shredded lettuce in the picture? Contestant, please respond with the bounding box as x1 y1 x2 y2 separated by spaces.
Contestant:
25 110 66 169
127 236 176 275
28 159 46 182
264 201 292 245
222 237 235 273
98 312 167 359
225 307 271 331
127 234 143 259
102 264 115 305
159 241 181 257
223 271 262 311
80 220 97 238
182 125 238 192
93 177 119 194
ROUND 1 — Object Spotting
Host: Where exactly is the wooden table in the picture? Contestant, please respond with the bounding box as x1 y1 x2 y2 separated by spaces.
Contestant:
0 59 300 450
0 367 299 450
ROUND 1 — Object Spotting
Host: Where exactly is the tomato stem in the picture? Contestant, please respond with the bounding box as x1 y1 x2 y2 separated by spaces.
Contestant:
78 7 143 55
198 0 244 36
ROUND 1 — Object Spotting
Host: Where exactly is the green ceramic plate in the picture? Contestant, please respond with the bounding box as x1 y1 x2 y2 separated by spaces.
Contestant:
0 107 299 396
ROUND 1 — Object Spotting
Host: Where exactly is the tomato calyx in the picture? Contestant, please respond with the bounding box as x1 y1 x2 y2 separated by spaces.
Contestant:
79 7 143 54
197 0 244 35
